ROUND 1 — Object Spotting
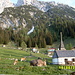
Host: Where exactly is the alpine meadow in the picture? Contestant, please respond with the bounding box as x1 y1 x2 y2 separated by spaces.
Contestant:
0 0 75 75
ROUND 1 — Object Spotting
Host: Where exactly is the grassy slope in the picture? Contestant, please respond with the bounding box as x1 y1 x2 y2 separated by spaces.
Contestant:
0 47 74 75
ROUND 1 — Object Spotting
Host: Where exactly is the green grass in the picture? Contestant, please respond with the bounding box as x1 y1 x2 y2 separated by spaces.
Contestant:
0 47 74 75
0 47 30 59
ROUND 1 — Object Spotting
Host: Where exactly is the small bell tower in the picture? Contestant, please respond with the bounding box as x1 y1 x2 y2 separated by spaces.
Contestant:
59 32 66 50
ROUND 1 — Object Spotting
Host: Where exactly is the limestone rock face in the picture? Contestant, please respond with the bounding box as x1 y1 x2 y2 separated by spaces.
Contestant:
0 0 14 13
16 0 37 6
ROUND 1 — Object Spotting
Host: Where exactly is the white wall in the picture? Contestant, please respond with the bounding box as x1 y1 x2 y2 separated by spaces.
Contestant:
52 58 58 64
52 57 75 65
58 58 65 64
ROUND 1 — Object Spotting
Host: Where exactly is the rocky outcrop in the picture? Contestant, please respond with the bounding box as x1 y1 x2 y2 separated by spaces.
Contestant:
16 0 37 6
0 0 14 13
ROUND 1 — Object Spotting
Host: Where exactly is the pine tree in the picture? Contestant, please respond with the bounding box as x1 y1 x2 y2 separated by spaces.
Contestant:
42 38 46 48
21 41 27 50
27 38 32 48
3 31 9 44
46 32 53 45
38 37 42 48
35 44 38 48
66 43 72 50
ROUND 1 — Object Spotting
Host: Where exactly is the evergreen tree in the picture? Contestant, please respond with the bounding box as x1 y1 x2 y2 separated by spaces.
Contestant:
21 41 27 50
38 37 42 48
27 38 32 48
35 44 38 48
42 38 46 48
46 32 53 45
66 43 72 50
69 43 72 50
3 31 9 44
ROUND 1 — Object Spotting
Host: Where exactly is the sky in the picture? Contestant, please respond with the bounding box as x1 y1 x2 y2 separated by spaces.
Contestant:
10 0 75 8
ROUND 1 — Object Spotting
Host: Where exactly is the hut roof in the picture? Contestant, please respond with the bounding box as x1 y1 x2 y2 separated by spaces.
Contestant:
52 50 75 58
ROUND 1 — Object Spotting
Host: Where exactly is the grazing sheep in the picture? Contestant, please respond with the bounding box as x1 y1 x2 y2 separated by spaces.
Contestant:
30 59 46 66
14 59 18 65
21 58 26 61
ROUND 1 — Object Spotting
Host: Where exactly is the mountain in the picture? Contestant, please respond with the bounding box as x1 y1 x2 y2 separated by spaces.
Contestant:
16 0 57 12
16 0 47 12
0 0 14 13
16 0 37 6
16 0 74 12
0 5 48 29
0 0 75 29
46 4 75 19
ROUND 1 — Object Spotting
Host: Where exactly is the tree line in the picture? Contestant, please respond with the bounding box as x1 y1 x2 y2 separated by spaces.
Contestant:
0 15 75 48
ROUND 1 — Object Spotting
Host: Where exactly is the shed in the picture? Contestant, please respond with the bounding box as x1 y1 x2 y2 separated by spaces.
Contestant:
47 48 55 57
52 50 75 65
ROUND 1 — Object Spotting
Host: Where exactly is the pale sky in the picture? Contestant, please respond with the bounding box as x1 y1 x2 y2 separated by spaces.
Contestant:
10 0 75 8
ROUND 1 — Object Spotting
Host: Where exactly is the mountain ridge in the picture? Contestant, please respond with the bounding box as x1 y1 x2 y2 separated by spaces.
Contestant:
0 0 14 13
0 0 75 29
0 0 74 13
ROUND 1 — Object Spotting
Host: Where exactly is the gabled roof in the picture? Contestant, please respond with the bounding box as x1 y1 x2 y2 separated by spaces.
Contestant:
52 50 75 58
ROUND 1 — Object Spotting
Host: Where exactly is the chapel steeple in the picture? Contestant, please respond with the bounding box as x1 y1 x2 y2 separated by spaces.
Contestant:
59 32 66 50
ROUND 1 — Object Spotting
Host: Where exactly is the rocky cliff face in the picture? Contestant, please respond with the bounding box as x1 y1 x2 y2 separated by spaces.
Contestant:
16 0 56 12
0 0 14 13
0 5 48 29
0 0 71 13
16 0 37 6
0 0 75 29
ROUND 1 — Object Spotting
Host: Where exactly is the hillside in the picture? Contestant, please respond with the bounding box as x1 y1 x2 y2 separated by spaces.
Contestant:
0 1 75 75
0 5 48 29
0 1 75 48
0 47 74 74
46 4 75 19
